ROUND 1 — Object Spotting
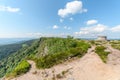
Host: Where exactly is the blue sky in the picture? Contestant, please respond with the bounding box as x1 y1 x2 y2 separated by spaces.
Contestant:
0 0 120 38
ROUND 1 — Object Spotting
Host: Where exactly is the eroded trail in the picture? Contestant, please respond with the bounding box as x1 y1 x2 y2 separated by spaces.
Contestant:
11 46 120 80
106 44 120 65
105 44 120 76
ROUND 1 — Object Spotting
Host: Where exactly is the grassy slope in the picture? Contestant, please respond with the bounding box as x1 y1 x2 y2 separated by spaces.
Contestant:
0 37 91 78
28 37 91 69
6 60 31 78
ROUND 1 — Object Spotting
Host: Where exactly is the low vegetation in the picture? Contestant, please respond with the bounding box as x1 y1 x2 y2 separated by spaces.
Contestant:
90 40 108 46
89 40 95 45
110 40 120 50
0 39 38 78
95 46 110 63
34 37 91 69
6 60 30 77
0 37 91 78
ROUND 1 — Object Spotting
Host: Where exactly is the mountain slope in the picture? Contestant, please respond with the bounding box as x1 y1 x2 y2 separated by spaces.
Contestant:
0 40 35 60
0 39 37 78
0 37 91 79
9 46 120 80
1 37 120 80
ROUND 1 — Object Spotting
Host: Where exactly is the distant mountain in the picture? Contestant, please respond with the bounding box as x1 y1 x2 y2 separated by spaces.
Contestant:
0 38 34 45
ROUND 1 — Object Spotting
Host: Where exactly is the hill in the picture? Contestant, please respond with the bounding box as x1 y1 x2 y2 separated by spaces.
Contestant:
6 42 120 80
0 37 91 78
2 37 120 80
0 38 32 45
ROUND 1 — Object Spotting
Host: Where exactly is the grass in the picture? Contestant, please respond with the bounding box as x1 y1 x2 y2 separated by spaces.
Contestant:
34 38 91 69
6 60 31 78
110 40 120 50
95 46 110 63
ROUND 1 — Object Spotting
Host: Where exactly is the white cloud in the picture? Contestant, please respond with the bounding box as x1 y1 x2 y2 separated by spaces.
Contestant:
75 24 107 35
110 25 120 32
75 31 89 35
67 27 71 30
86 20 98 25
92 24 107 32
70 17 74 21
0 5 20 13
53 25 59 29
64 26 71 30
58 0 87 18
60 19 64 23
74 23 120 38
83 9 88 12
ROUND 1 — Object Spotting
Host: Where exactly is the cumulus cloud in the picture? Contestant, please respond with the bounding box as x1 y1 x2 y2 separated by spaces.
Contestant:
75 31 89 35
92 24 107 32
75 24 107 36
64 26 71 30
0 5 20 13
58 0 87 18
110 25 120 32
70 17 74 21
60 19 64 23
86 20 98 25
74 23 120 38
53 25 59 29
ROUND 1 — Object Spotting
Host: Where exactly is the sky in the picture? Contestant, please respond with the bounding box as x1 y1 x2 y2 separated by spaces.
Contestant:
0 0 120 39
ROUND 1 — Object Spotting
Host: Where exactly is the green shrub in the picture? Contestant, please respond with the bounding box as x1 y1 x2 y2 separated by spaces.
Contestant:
35 38 91 69
110 40 120 50
90 40 95 45
7 60 31 77
95 46 110 63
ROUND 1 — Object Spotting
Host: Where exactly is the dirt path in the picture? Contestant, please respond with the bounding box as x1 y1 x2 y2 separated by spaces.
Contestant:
10 46 120 80
106 44 120 65
105 44 120 76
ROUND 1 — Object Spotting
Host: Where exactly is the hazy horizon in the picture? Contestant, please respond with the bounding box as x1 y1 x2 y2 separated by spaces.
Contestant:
0 37 120 45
